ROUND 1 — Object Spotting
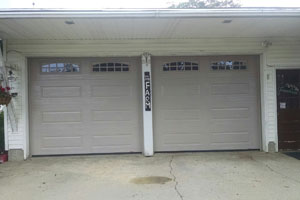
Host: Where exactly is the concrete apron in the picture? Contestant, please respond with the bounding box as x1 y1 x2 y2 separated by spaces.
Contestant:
0 151 300 200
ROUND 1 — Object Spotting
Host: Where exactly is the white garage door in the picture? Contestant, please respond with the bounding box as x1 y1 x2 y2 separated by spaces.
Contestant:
153 56 261 151
29 57 142 155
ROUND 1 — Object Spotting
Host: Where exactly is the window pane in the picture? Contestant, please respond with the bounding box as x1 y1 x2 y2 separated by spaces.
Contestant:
225 61 233 70
57 63 64 72
94 63 130 72
72 64 80 72
163 62 198 71
115 67 121 71
192 63 199 71
211 61 247 71
240 65 247 70
100 66 107 72
219 65 225 70
42 64 49 72
163 64 169 71
185 66 191 71
108 66 114 71
50 63 56 72
233 65 240 70
122 67 129 71
65 64 72 72
42 63 80 73
178 62 185 71
93 67 100 72
170 66 177 71
211 65 218 70
192 66 199 70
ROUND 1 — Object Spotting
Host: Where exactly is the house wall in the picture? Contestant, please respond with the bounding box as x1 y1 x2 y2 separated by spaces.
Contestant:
4 37 300 159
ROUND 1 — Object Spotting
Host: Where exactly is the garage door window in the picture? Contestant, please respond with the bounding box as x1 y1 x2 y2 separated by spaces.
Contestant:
163 62 199 71
41 63 80 73
92 63 129 72
211 61 247 71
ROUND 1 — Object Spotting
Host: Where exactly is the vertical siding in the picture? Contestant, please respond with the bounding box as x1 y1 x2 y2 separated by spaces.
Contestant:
5 37 300 157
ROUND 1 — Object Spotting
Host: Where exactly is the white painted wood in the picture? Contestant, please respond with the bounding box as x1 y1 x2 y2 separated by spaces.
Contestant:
260 53 267 151
6 52 27 158
0 9 300 41
4 106 8 151
141 53 154 156
0 41 10 151
7 38 265 57
22 58 29 159
1 8 300 18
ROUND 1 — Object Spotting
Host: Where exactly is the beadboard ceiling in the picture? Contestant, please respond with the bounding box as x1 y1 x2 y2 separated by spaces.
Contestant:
0 15 300 40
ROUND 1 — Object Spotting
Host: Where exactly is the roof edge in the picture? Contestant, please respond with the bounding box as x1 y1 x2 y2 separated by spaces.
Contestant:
0 8 300 18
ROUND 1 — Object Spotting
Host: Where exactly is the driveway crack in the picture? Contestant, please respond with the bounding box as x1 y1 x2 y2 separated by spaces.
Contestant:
169 155 184 200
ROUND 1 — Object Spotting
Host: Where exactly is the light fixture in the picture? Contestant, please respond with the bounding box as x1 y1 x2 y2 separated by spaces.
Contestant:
262 40 272 48
222 19 232 24
65 20 75 25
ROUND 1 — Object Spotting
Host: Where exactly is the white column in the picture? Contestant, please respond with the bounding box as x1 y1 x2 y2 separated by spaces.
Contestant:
141 53 154 156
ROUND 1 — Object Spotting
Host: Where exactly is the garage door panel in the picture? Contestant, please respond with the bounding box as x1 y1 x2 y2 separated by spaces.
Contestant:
161 133 209 145
89 98 137 109
41 86 82 98
211 83 249 95
211 132 250 143
91 144 139 153
33 122 85 134
91 85 132 97
38 147 85 155
162 121 206 133
210 142 250 150
210 97 257 107
210 119 250 133
88 122 138 134
30 57 141 155
211 108 249 119
154 56 261 151
161 84 200 96
163 110 200 120
42 111 82 123
91 135 138 146
91 111 133 121
42 136 83 148
156 97 202 109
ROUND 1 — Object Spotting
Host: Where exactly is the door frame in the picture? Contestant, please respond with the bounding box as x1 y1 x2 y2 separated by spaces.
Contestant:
22 52 268 159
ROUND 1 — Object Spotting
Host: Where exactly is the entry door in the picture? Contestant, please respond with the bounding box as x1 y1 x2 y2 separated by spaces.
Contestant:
277 69 300 150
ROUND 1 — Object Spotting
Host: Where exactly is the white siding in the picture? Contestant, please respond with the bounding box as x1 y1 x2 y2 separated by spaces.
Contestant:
5 37 300 158
5 52 26 154
267 38 300 66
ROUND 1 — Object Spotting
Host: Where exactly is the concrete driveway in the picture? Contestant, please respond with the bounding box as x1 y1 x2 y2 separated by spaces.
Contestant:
0 151 299 200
